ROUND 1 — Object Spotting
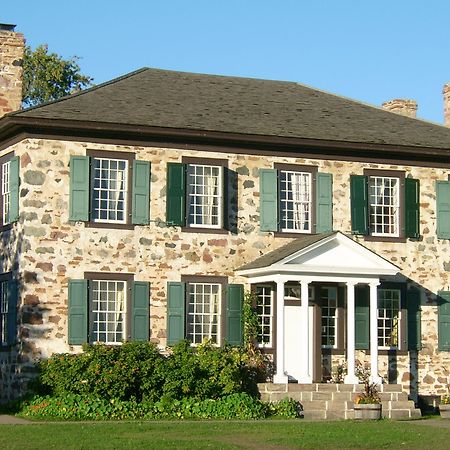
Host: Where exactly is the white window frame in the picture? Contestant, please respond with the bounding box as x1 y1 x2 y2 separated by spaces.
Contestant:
377 288 401 349
256 285 273 348
92 157 129 224
187 164 223 229
1 160 11 226
369 176 400 237
186 282 221 345
320 286 338 349
91 279 127 345
279 170 312 233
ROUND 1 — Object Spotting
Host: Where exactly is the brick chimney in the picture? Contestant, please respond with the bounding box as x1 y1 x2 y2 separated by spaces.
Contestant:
0 24 25 118
382 99 418 118
443 83 450 127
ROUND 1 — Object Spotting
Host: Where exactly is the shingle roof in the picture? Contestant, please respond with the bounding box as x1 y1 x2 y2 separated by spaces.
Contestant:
237 232 337 271
9 67 450 150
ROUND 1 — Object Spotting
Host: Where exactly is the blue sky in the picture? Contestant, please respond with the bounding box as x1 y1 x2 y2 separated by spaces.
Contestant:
3 1 450 124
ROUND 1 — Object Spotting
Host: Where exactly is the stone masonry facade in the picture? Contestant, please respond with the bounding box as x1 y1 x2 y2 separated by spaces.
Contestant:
0 137 449 401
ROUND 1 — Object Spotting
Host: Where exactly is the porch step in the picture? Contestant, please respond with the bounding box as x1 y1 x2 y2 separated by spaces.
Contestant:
258 383 422 420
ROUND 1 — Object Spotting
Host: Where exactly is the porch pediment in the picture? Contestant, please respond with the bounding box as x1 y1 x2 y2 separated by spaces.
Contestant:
237 232 399 278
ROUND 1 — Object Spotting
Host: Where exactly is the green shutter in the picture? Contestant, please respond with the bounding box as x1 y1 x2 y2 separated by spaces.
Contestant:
131 281 150 341
316 172 333 233
8 156 19 223
226 284 243 346
167 282 185 345
436 181 450 239
405 178 420 239
6 279 17 346
406 289 421 350
132 160 150 225
166 163 186 227
438 291 450 351
69 156 90 222
350 175 369 235
259 169 278 231
68 279 88 345
355 284 370 350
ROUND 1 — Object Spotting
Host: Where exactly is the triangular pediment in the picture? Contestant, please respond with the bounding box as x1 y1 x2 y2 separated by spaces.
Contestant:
237 232 399 277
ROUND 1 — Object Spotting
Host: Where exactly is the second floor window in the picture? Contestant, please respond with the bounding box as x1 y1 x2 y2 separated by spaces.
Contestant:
92 157 128 224
369 176 399 237
187 164 223 228
1 160 10 225
279 170 312 233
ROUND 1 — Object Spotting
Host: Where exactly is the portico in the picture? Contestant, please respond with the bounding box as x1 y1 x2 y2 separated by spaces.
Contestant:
236 232 399 385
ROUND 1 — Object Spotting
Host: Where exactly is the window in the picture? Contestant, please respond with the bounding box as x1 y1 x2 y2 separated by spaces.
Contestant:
0 154 19 228
92 157 128 224
0 273 16 347
167 280 243 346
256 285 273 348
369 176 399 237
69 152 150 227
377 288 401 348
68 275 149 345
350 171 419 240
187 282 221 344
91 279 127 344
187 164 223 228
279 170 312 232
166 159 228 230
321 286 338 348
259 165 332 234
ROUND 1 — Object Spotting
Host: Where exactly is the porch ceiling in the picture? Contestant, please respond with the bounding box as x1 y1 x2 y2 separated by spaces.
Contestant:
236 232 399 278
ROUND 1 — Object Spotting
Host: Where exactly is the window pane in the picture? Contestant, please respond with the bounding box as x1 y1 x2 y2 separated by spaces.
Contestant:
92 158 128 224
321 287 338 348
377 289 400 348
2 161 11 225
186 283 221 344
187 164 222 228
369 176 399 236
256 286 273 347
91 280 126 344
280 171 312 233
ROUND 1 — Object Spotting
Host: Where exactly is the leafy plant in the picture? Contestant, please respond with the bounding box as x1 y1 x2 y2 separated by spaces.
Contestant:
354 364 381 405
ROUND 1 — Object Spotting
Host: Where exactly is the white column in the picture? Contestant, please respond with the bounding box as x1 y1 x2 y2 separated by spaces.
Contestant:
344 281 359 384
298 279 312 383
274 279 288 384
369 281 382 384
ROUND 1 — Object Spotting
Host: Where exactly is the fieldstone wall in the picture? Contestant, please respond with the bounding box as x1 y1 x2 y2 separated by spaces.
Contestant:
0 137 449 399
0 28 24 118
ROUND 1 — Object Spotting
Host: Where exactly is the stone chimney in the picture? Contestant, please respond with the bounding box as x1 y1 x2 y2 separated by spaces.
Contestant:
382 99 418 118
0 24 25 118
443 83 450 127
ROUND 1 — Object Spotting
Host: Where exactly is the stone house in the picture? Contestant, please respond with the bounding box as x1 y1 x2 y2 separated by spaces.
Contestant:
0 25 450 407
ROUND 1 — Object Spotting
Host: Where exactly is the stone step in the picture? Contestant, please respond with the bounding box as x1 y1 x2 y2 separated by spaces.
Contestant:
383 408 422 419
382 400 416 410
299 400 328 409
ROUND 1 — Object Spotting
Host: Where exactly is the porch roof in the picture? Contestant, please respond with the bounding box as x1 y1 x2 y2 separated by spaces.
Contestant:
236 232 399 278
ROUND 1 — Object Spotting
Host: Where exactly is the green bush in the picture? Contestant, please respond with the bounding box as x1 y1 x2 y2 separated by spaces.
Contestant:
34 340 268 403
19 393 300 420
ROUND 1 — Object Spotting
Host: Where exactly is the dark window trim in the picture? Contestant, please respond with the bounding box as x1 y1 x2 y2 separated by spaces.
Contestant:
363 169 406 242
85 149 136 229
273 163 318 236
0 152 14 230
181 156 229 232
84 271 134 343
181 275 228 346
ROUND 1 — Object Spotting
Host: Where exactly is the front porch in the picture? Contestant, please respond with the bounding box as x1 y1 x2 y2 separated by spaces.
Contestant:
237 232 402 386
258 383 421 420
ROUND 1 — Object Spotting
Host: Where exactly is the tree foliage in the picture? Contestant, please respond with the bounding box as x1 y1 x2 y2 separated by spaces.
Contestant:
22 44 93 107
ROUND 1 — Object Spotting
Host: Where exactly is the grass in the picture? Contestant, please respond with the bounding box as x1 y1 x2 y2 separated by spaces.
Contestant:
0 419 449 449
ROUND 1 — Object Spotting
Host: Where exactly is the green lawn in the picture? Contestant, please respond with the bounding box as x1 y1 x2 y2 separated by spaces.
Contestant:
0 419 449 449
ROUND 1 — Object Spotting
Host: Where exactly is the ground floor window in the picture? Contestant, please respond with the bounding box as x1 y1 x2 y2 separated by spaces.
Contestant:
255 285 273 348
186 282 221 345
0 279 9 344
91 279 127 344
377 288 401 348
321 286 338 348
